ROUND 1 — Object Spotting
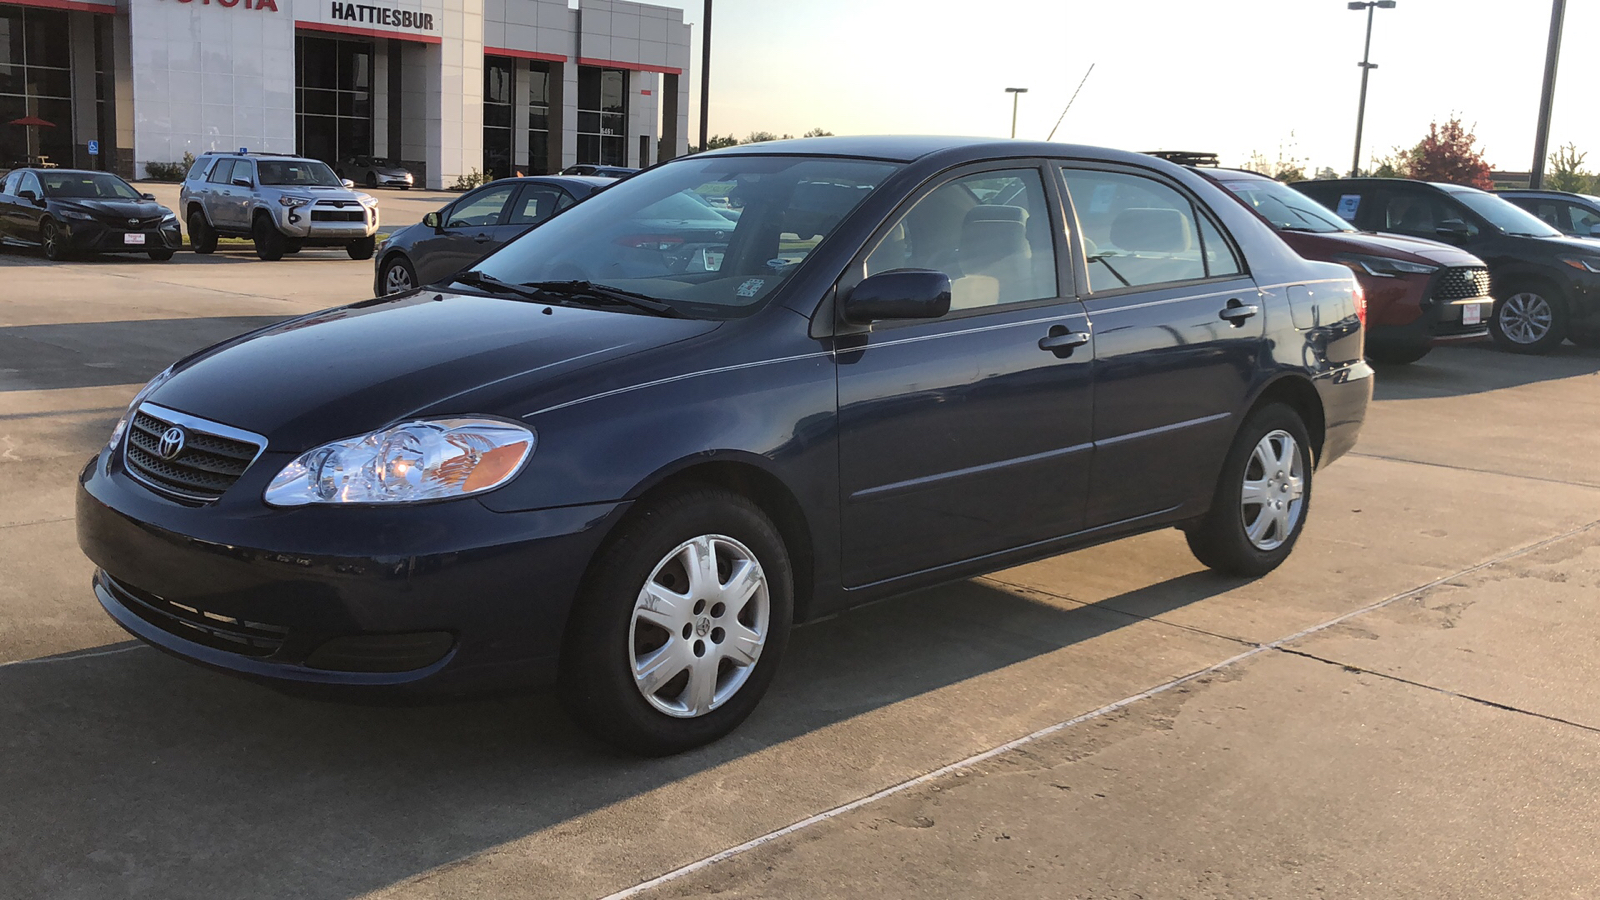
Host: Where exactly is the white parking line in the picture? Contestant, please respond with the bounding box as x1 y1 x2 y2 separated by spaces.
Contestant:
596 518 1600 900
0 643 145 669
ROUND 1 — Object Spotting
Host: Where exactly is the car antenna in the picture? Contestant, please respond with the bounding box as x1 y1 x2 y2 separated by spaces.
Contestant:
1046 63 1095 142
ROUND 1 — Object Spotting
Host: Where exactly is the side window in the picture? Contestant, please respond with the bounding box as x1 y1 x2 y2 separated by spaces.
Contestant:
1563 202 1600 236
1196 212 1242 278
19 172 42 197
1383 191 1476 239
1059 168 1208 292
206 159 236 185
447 184 516 228
864 167 1058 311
1 171 17 194
185 155 210 181
507 185 566 226
231 160 255 186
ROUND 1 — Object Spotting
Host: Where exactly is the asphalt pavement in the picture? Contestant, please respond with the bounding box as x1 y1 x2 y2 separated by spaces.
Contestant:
1 249 1597 899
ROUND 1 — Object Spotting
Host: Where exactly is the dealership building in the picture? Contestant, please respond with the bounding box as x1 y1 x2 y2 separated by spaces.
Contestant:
1 0 693 187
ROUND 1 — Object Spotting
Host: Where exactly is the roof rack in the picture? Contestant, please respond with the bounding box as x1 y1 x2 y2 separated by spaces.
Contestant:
1143 150 1220 167
196 150 305 158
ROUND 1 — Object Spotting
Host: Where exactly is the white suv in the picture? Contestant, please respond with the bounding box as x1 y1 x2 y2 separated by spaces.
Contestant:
180 153 380 261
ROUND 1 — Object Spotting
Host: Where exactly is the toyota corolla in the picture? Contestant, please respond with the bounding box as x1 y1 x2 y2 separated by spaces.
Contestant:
77 137 1371 754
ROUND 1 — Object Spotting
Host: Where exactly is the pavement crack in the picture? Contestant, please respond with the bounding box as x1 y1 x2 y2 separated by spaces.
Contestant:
1349 451 1600 491
0 515 72 530
1275 646 1600 737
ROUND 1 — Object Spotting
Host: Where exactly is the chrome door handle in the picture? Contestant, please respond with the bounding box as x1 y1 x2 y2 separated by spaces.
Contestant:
474 233 492 243
1218 299 1259 325
1038 326 1090 355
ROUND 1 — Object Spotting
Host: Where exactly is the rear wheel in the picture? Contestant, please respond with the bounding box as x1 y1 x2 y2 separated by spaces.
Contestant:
558 487 793 755
366 173 378 189
252 214 286 261
187 210 216 254
39 218 69 261
1185 403 1313 577
1490 286 1567 354
347 236 376 260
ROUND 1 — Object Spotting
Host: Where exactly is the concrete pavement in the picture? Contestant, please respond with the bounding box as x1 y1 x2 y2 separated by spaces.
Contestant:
2 251 1598 899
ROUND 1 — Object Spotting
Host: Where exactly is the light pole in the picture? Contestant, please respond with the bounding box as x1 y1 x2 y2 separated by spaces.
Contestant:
1348 0 1395 177
1529 0 1566 189
1005 87 1028 139
698 0 712 153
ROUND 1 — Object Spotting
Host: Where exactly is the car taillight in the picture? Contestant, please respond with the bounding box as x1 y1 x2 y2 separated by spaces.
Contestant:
1352 283 1366 326
615 234 683 251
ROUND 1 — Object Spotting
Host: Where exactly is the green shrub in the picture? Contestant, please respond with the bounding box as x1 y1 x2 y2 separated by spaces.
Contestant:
144 151 196 182
448 168 489 191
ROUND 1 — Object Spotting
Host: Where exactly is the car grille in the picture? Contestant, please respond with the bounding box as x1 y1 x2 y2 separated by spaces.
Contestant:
100 214 166 229
123 405 263 503
311 210 365 222
1432 266 1492 302
103 573 288 657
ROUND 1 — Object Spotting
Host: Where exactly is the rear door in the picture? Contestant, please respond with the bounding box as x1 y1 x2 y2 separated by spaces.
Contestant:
0 170 21 241
411 182 518 284
835 163 1096 587
202 159 239 229
503 182 573 241
1056 164 1263 527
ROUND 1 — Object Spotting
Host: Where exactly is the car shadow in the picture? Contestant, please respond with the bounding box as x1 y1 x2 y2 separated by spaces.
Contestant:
0 317 288 392
1371 342 1600 400
0 567 1236 899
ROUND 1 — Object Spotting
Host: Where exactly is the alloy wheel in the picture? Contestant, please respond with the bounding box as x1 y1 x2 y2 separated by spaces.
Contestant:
628 534 769 718
41 220 61 259
383 262 415 294
1240 429 1304 551
1498 292 1554 345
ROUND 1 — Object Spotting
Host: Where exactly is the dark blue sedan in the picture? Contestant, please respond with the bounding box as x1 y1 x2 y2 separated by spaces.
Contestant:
77 137 1372 754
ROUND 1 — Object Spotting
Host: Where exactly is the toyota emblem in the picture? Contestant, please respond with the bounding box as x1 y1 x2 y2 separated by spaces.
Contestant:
157 426 186 461
128 218 139 227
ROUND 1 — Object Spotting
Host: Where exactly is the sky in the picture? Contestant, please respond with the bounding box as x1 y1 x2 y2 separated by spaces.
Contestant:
636 0 1594 174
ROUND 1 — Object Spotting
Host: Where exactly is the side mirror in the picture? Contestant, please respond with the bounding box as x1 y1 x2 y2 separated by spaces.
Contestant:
17 189 38 204
1435 219 1473 242
140 192 156 201
423 211 442 230
341 179 356 189
232 177 253 188
839 269 952 325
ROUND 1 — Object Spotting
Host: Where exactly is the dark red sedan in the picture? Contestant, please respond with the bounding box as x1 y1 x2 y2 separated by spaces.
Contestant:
1196 168 1493 364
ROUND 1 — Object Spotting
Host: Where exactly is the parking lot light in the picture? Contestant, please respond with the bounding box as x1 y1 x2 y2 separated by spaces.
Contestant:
1005 87 1028 139
1349 0 1397 177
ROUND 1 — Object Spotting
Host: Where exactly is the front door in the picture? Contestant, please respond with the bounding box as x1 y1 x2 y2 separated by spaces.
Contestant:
1056 164 1264 527
835 165 1095 588
413 182 519 284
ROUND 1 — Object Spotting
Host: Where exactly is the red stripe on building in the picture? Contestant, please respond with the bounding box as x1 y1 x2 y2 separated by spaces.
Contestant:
295 20 442 44
484 47 568 63
577 57 681 76
2 0 115 14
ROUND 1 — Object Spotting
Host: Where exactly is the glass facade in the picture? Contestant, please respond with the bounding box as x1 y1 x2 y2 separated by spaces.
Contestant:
295 35 372 165
482 55 514 179
576 65 626 166
527 60 551 175
0 6 74 168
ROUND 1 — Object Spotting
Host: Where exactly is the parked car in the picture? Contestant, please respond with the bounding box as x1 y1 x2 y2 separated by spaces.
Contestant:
180 152 380 261
0 168 181 261
1294 178 1600 352
561 164 639 178
78 136 1370 755
1496 189 1600 241
375 175 613 295
1198 168 1492 364
336 155 415 190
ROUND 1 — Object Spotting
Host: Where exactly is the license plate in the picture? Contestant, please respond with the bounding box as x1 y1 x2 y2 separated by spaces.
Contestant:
1462 303 1481 326
123 233 146 246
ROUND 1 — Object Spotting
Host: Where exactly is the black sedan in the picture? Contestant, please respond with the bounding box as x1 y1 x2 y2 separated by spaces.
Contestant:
0 168 182 260
78 137 1372 754
374 175 613 295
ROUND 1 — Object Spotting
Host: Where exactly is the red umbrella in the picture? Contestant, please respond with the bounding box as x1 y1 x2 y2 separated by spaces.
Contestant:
6 116 56 128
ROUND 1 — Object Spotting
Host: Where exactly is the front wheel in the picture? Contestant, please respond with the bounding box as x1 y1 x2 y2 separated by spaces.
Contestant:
1490 287 1567 354
147 248 175 261
1567 327 1600 349
1185 403 1313 577
252 215 286 261
558 488 793 756
380 255 417 294
40 218 69 261
347 236 376 260
188 210 217 254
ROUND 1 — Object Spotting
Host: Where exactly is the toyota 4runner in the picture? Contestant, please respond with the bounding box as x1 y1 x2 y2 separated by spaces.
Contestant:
180 152 380 261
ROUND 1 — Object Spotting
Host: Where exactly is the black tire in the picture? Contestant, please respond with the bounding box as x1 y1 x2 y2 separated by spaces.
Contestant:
147 248 175 261
187 210 216 254
252 214 286 261
347 236 376 260
1185 403 1314 577
39 218 69 261
366 173 378 189
379 255 417 295
1490 284 1568 354
284 241 303 255
558 487 794 756
1366 342 1431 365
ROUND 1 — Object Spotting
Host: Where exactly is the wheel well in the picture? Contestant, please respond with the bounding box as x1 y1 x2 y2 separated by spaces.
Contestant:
630 461 818 622
186 202 205 222
1495 272 1565 306
1251 377 1325 465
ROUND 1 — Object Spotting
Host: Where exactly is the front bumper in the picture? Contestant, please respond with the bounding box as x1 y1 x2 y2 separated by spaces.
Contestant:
66 219 183 252
1368 294 1493 352
77 450 625 698
275 205 379 241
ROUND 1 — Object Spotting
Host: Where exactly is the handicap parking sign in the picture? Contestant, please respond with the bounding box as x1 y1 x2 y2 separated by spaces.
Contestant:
87 140 99 156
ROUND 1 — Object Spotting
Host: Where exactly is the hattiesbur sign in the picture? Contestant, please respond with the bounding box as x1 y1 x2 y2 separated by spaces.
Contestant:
327 2 435 31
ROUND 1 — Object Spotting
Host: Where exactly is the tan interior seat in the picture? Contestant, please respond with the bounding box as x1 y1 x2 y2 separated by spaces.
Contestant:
959 205 1032 303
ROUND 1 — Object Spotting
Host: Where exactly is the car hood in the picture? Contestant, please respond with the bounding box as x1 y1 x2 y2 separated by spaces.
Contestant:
1280 229 1485 267
53 198 171 219
146 291 720 452
269 185 369 203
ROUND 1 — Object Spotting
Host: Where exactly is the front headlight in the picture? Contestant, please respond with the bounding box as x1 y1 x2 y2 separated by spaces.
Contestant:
162 211 178 223
264 418 535 506
61 208 95 221
1337 254 1439 278
108 367 175 450
278 196 313 208
358 194 379 207
1558 256 1600 274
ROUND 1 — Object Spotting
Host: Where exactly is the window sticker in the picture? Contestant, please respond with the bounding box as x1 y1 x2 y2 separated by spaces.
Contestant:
1336 194 1361 220
736 278 766 297
1089 183 1118 214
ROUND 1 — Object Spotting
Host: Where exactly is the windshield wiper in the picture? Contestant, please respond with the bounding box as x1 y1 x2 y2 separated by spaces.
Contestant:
522 280 683 317
453 269 550 302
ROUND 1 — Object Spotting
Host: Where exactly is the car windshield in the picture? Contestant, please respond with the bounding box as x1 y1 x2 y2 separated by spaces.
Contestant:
1446 188 1561 237
257 160 343 187
1222 178 1352 233
40 172 141 200
472 155 900 318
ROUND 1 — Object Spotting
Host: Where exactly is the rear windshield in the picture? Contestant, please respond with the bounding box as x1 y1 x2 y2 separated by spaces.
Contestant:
1222 179 1352 233
257 160 342 187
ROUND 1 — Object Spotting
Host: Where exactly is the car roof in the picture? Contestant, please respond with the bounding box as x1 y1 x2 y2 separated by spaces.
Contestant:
483 175 615 188
1291 176 1489 195
691 134 1163 168
19 168 119 177
1191 167 1276 184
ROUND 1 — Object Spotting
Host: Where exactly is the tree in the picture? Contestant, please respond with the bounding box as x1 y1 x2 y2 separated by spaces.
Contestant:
1313 167 1339 181
1406 117 1493 190
802 127 834 138
1241 133 1306 182
745 131 781 144
1546 142 1593 193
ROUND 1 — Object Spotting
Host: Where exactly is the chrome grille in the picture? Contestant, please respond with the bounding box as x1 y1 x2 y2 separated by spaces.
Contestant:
123 404 263 503
1432 266 1492 302
311 209 364 222
104 573 287 657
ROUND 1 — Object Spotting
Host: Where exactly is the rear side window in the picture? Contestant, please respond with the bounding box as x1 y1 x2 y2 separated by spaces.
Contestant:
507 185 569 226
186 156 210 181
206 159 236 185
1060 168 1225 292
